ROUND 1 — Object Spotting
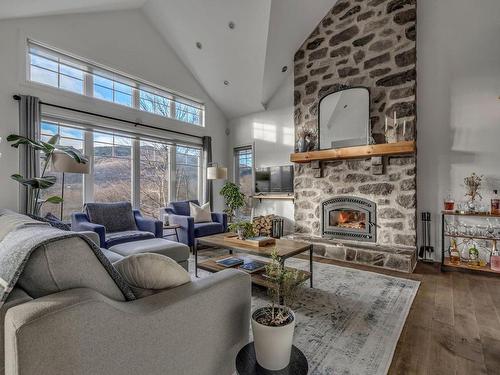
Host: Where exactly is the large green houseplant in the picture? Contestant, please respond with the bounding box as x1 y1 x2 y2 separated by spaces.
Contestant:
219 181 245 222
7 134 88 216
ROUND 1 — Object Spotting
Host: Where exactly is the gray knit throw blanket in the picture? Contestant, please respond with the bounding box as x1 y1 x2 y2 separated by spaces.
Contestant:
0 209 135 304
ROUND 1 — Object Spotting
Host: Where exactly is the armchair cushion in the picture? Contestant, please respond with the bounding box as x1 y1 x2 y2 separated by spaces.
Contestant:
194 222 224 237
105 230 155 248
85 202 137 233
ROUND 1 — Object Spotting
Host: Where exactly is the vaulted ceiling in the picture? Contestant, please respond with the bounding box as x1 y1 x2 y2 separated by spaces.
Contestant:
0 0 337 119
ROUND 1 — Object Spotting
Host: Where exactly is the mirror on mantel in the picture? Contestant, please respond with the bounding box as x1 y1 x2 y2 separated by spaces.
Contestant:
319 87 371 150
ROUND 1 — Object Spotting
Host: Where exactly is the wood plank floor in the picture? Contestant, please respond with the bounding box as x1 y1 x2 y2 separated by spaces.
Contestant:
299 256 500 375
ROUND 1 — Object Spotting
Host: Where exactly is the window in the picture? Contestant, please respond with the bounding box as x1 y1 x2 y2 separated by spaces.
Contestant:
28 40 205 126
234 146 253 217
93 72 133 107
175 146 201 201
140 140 170 219
29 45 84 94
93 132 132 203
39 121 85 220
37 119 204 219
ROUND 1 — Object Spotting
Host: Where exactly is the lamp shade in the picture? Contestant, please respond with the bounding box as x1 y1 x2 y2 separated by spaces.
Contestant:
207 166 227 180
51 151 90 174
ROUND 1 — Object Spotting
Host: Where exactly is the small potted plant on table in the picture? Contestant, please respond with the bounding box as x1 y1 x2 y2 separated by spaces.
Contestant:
228 221 254 240
251 249 304 371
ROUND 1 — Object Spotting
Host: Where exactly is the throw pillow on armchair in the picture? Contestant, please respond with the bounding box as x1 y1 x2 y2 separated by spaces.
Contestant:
189 202 212 223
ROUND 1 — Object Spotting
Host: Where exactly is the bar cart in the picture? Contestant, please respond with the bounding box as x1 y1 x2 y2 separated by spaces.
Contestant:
441 211 500 276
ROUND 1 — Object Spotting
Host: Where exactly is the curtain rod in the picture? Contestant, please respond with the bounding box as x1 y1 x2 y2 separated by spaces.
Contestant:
12 94 203 140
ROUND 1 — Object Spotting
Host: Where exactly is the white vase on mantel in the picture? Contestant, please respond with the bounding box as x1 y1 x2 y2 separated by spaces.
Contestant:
251 307 296 371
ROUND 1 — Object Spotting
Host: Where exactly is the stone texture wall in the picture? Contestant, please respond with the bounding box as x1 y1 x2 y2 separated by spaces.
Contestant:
293 0 416 248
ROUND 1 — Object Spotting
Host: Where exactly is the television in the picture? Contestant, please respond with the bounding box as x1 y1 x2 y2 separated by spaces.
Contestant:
255 166 294 193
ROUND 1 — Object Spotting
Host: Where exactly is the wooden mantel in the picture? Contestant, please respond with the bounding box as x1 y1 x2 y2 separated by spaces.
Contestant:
290 140 416 163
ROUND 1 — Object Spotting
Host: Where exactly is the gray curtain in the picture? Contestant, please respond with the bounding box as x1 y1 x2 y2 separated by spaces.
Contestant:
202 136 213 208
18 95 41 214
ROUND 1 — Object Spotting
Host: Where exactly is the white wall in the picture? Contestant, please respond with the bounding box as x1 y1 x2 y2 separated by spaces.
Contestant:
0 9 228 212
417 0 500 259
229 0 500 255
229 74 295 232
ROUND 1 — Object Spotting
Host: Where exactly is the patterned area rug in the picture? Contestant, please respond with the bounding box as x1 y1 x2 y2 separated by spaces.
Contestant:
190 250 419 375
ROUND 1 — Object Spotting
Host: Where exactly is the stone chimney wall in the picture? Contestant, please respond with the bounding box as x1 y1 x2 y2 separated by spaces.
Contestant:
293 0 417 248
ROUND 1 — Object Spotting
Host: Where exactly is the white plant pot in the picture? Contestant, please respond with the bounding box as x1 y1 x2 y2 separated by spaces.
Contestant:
251 307 295 371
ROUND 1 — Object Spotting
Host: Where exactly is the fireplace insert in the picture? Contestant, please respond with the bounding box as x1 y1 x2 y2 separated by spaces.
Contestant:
321 196 376 242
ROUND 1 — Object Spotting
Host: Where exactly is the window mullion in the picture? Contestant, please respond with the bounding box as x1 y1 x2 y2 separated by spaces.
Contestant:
169 146 176 203
132 138 141 209
83 130 94 203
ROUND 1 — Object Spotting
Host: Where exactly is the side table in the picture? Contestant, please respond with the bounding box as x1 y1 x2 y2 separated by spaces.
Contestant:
163 224 181 242
236 342 308 375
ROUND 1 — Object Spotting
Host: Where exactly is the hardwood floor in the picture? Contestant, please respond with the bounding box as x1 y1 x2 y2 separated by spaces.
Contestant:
303 256 500 374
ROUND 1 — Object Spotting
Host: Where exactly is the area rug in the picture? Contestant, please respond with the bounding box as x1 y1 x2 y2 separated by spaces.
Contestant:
190 251 419 375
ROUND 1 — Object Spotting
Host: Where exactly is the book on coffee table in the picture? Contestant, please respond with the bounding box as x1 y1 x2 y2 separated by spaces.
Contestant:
239 260 267 273
215 257 244 268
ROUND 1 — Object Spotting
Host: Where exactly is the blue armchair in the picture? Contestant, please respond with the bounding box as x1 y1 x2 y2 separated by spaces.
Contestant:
72 202 163 248
160 200 227 248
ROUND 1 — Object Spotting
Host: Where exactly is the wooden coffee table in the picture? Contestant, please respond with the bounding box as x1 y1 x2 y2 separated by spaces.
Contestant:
194 233 313 288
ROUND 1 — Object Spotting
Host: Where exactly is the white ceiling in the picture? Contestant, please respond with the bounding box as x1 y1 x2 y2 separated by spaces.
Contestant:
0 0 338 119
0 0 147 20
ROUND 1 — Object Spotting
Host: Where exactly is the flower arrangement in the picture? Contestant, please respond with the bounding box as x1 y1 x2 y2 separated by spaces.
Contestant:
464 173 483 204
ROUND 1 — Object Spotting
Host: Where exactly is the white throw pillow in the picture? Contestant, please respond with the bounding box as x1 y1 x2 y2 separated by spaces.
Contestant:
114 253 191 291
189 202 212 223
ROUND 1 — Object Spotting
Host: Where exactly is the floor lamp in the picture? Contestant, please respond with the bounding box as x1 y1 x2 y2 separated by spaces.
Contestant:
51 151 90 220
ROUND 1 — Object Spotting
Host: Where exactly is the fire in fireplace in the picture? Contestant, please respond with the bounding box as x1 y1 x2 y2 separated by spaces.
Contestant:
321 196 376 242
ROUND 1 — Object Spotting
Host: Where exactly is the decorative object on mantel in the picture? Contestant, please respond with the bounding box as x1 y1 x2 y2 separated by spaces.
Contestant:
384 112 408 144
318 87 370 150
464 172 483 212
295 127 316 153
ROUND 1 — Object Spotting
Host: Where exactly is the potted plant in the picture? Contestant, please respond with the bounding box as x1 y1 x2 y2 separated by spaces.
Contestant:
464 172 483 211
219 181 245 222
228 220 255 240
7 134 87 216
251 249 305 371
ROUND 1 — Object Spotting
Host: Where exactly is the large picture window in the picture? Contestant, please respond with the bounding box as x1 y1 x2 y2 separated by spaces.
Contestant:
140 140 170 219
93 132 132 203
175 146 201 201
38 119 204 219
28 40 204 127
234 146 253 217
39 121 85 219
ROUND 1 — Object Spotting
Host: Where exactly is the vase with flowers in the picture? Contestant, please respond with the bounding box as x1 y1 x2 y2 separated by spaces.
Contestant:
464 173 483 212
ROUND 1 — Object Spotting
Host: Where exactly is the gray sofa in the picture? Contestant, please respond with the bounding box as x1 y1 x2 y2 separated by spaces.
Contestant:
0 217 251 375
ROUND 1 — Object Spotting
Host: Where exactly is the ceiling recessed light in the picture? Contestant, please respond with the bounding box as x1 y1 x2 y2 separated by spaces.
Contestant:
228 21 235 30
281 65 288 73
224 80 230 86
196 42 202 49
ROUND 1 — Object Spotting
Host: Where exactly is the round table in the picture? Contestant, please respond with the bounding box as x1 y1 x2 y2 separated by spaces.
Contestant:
235 342 308 375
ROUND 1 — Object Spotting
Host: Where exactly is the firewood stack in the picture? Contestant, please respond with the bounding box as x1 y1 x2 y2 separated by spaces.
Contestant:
252 214 275 237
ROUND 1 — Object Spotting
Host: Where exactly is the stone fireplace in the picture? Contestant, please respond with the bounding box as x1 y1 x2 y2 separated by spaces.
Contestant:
289 0 417 273
322 196 376 243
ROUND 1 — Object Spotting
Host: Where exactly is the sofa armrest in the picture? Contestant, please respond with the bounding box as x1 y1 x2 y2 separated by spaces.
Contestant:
168 214 195 246
133 210 163 238
78 231 101 247
5 269 251 375
211 212 228 231
71 212 106 247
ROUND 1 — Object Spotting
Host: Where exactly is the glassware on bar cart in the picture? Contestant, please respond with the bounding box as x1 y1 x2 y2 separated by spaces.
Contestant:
443 193 455 211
